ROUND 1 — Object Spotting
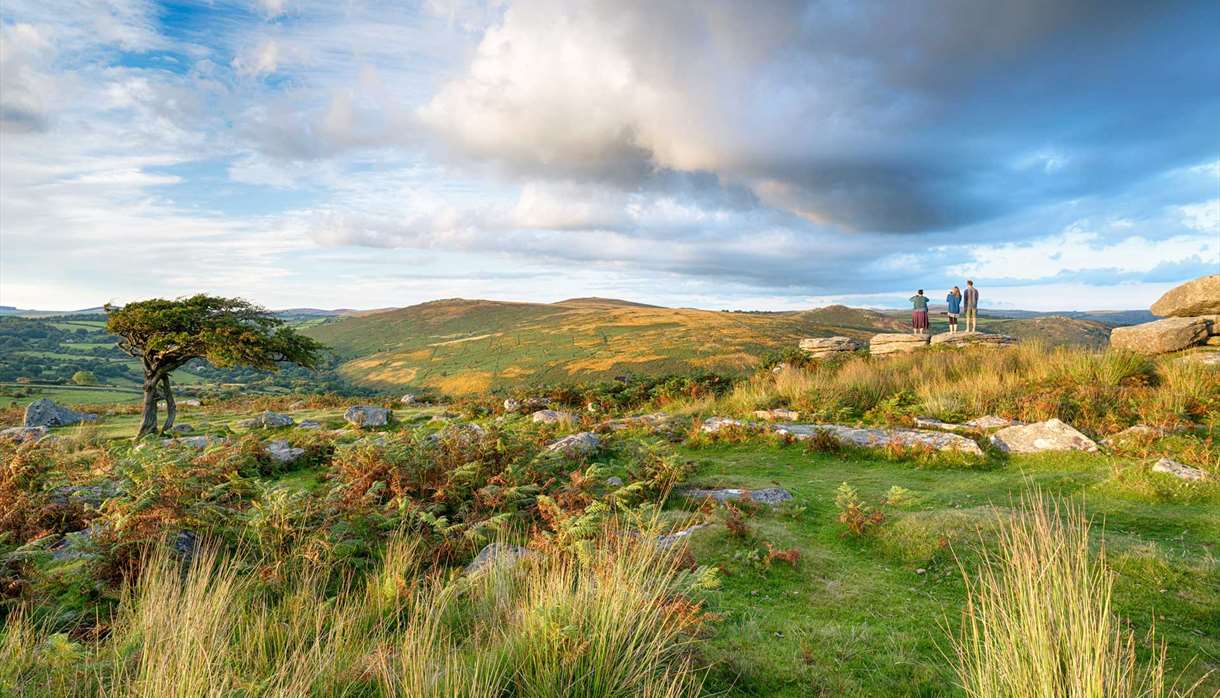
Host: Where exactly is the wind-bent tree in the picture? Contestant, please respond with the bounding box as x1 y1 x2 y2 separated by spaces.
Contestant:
106 295 325 440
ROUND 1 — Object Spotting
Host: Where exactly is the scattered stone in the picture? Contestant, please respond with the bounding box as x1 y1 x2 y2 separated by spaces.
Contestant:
771 362 791 373
912 417 974 433
345 405 391 428
503 398 523 412
169 423 193 434
929 331 1016 347
1100 424 1166 448
1150 274 1220 317
0 425 49 443
606 476 624 487
1110 317 1210 354
700 416 749 433
23 398 98 428
161 435 224 449
753 408 801 421
989 419 1099 454
50 523 107 562
464 543 537 574
173 530 199 567
799 336 864 358
49 481 119 508
585 402 601 414
774 423 984 455
427 422 486 445
180 398 202 407
963 415 1024 430
1150 457 1209 481
297 420 322 429
531 409 575 425
265 440 306 464
870 333 931 356
656 523 708 548
597 413 672 432
238 411 295 429
544 431 601 457
400 394 417 405
679 487 793 506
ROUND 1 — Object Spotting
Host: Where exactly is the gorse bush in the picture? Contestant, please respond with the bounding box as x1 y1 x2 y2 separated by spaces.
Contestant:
0 531 709 697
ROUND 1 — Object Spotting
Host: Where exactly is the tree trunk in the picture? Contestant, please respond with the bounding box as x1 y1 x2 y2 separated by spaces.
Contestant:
135 376 160 441
160 374 176 433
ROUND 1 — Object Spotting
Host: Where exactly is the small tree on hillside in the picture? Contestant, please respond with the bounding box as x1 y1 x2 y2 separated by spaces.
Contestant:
71 370 97 386
106 295 325 440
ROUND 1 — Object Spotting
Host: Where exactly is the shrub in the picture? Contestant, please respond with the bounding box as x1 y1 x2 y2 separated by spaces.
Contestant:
834 483 886 536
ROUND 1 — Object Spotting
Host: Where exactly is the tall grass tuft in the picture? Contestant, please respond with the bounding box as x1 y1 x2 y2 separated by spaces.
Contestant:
950 492 1194 698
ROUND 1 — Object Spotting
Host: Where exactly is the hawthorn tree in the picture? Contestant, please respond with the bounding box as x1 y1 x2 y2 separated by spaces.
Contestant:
105 295 325 440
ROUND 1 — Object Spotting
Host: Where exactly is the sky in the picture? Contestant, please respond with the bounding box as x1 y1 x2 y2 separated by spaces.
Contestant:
0 0 1217 312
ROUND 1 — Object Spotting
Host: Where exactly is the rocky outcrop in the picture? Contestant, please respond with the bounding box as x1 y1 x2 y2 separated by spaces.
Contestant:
964 415 1024 430
989 419 1098 454
1110 317 1210 355
700 416 750 433
929 331 1016 347
1 425 50 443
238 411 295 429
679 487 793 506
265 440 306 464
799 336 864 359
1179 350 1220 366
870 333 930 356
544 431 600 457
345 405 391 428
1150 457 1209 481
531 409 575 425
1150 275 1220 317
464 543 537 574
399 394 417 405
23 398 98 428
773 423 984 455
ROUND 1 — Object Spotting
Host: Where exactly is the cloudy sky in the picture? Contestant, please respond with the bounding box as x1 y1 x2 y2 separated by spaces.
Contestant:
1 0 1217 311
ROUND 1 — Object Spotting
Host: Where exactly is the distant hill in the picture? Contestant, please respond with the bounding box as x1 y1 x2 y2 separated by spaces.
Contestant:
983 309 1156 326
302 298 908 394
988 316 1111 348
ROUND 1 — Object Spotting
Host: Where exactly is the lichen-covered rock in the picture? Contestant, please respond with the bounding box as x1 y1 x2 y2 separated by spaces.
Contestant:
399 394 417 405
989 419 1098 454
23 398 98 428
1150 274 1220 317
606 476 624 487
930 331 1016 347
238 411 295 429
1100 424 1166 448
1150 458 1209 481
656 523 708 548
297 420 322 429
799 336 864 358
503 398 522 412
773 423 983 455
464 543 537 574
1 425 49 443
963 415 1024 430
870 333 930 356
265 440 306 464
753 408 801 421
161 435 225 449
597 413 672 432
345 405 391 427
531 409 574 425
49 481 119 508
544 431 600 457
679 487 793 506
700 416 749 433
1177 349 1220 366
1110 317 1209 354
912 417 973 433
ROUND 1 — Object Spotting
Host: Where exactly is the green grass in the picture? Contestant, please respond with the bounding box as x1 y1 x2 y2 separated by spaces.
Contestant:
669 441 1219 696
0 383 141 407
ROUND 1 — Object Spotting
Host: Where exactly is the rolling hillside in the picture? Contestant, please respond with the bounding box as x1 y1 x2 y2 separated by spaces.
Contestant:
303 298 907 393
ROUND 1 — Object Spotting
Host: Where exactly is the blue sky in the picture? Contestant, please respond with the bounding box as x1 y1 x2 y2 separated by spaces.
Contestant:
1 0 1217 311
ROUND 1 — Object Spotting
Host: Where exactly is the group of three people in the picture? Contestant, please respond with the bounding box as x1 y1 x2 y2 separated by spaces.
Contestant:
909 280 979 335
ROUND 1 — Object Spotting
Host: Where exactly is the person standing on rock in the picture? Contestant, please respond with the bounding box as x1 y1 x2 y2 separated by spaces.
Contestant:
910 290 930 335
946 286 962 333
963 280 979 332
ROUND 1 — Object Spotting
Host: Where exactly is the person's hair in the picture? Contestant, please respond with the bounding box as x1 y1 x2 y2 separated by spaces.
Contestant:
917 289 924 294
967 280 974 285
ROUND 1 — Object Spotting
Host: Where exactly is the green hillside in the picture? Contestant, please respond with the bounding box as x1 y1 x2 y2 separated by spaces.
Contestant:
303 298 908 394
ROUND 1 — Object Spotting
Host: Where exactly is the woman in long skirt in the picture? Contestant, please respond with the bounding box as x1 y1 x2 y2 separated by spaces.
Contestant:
910 290 930 335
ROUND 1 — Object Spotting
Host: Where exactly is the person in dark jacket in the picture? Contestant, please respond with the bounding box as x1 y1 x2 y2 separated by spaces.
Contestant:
946 286 962 333
910 290 930 335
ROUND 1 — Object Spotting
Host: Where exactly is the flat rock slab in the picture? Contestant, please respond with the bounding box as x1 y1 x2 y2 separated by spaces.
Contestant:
1110 317 1209 354
24 398 98 428
773 423 984 455
597 413 672 431
930 331 1016 347
1151 274 1220 317
964 415 1024 430
160 435 225 449
701 416 753 433
1 426 50 443
1177 350 1220 366
238 411 295 429
989 418 1098 454
265 440 306 464
656 523 708 548
531 409 575 425
870 334 930 355
544 431 600 457
297 420 322 429
1150 457 1209 481
913 417 974 433
679 487 793 506
1100 424 1167 448
753 408 801 421
345 405 391 427
799 336 864 358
